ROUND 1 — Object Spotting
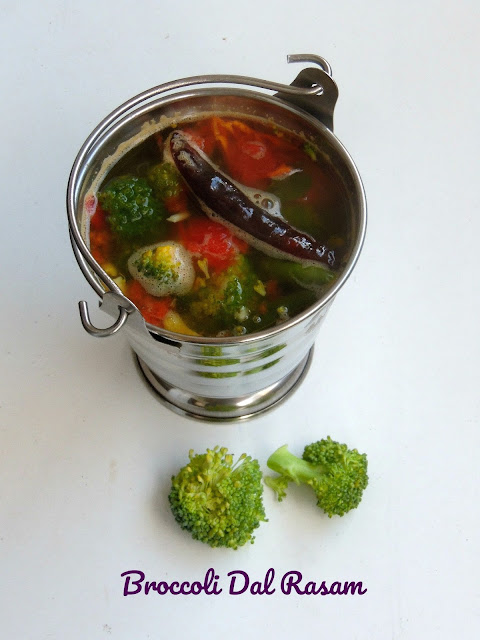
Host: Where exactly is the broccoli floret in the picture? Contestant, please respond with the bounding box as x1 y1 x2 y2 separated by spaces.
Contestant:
147 162 181 200
134 247 180 282
265 437 368 517
169 447 267 549
98 175 165 239
179 256 262 335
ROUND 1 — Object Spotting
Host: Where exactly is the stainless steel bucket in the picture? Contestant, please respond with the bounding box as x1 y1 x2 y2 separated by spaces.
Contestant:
67 54 366 421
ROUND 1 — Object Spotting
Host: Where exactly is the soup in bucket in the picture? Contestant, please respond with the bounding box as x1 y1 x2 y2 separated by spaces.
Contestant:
87 114 349 338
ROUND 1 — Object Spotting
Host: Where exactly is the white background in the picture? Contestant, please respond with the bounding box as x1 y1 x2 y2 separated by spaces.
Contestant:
1 1 479 638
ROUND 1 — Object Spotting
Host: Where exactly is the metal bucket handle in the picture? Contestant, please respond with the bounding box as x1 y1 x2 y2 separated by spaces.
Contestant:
68 54 337 337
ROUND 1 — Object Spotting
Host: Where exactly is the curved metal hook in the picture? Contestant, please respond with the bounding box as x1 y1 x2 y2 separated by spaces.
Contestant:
78 300 129 337
287 54 333 77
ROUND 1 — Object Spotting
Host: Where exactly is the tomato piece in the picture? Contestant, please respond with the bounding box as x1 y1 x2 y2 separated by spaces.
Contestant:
165 192 189 214
88 203 113 263
90 228 112 264
265 279 280 299
90 203 108 231
180 121 216 156
207 117 302 189
182 117 302 189
127 280 172 326
241 140 266 160
178 217 248 271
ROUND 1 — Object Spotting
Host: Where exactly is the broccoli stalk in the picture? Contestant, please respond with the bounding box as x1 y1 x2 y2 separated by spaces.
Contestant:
265 437 368 517
169 447 267 549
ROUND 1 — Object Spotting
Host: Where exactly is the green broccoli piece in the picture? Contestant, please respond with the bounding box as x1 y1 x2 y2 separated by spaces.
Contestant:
258 256 336 291
135 247 179 282
147 162 182 201
128 242 195 297
169 446 267 549
98 175 165 239
179 256 262 335
303 141 317 162
264 437 368 517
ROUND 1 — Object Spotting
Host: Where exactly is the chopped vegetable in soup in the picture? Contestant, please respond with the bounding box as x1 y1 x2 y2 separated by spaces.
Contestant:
89 115 348 337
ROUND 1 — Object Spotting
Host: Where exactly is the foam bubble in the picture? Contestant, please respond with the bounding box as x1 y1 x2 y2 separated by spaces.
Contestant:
128 241 195 297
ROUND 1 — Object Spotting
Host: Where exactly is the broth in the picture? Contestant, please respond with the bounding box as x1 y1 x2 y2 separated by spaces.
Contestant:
88 114 349 337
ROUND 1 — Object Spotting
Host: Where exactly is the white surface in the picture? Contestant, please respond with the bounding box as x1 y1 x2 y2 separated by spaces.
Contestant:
1 1 479 638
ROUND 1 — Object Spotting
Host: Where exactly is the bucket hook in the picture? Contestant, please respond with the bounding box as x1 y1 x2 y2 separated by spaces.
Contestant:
78 300 129 337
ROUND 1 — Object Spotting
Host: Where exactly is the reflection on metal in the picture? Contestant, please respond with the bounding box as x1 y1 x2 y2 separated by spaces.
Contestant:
136 348 313 422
